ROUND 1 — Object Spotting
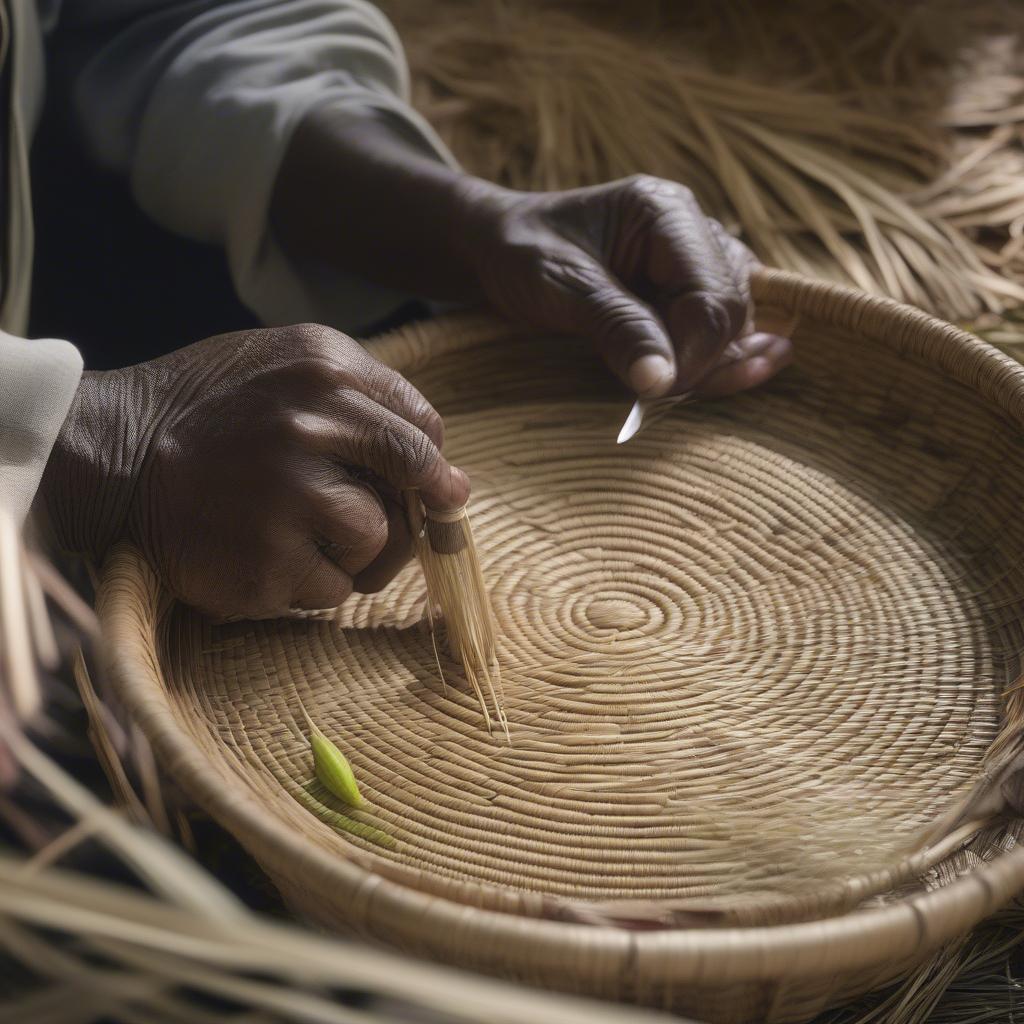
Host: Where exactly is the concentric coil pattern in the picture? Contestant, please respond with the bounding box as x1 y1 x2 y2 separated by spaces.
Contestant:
161 310 1023 922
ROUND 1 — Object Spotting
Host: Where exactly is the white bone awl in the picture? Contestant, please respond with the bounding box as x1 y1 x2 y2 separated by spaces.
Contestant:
616 392 694 444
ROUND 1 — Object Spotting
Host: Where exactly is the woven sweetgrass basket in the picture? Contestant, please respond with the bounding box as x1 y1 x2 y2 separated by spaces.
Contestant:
97 270 1024 1024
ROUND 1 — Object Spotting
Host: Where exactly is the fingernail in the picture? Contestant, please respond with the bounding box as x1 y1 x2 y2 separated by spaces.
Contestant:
628 354 674 396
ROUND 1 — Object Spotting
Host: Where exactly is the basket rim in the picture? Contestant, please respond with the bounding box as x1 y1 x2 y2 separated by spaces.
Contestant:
367 267 1024 430
97 269 1024 987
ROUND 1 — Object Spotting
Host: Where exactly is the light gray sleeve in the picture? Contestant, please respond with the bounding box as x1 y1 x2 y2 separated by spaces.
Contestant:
63 0 458 335
0 331 83 524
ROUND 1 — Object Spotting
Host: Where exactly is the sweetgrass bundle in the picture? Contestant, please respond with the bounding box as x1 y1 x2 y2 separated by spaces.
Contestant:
406 495 507 737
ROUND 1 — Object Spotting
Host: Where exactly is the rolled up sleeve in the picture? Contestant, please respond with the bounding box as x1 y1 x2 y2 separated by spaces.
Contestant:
68 0 456 332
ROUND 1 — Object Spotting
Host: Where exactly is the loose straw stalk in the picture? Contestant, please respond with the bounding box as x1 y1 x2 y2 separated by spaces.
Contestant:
405 494 508 738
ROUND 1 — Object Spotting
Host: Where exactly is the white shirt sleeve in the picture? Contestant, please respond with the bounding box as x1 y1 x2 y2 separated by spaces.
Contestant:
0 330 82 524
64 0 457 334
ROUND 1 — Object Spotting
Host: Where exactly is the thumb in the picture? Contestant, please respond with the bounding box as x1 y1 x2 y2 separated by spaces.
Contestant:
554 254 677 397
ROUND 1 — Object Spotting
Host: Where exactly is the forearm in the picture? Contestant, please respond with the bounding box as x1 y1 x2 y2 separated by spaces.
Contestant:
270 105 499 303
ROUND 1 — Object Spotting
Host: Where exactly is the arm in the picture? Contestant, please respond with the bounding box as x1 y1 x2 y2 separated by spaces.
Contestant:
64 0 454 332
63 0 788 395
271 107 793 398
38 323 467 620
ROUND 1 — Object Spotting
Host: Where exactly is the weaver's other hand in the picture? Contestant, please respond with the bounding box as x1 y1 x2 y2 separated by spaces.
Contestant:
456 174 792 398
39 325 467 619
274 112 791 399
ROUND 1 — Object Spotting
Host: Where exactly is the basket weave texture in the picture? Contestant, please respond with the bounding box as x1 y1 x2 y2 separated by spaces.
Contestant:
98 271 1024 1024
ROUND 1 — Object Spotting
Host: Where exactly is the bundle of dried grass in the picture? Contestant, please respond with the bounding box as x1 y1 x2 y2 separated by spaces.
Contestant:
406 495 507 737
378 0 1024 328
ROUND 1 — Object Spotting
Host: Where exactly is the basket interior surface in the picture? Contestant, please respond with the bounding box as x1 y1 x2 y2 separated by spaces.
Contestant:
151 292 1024 924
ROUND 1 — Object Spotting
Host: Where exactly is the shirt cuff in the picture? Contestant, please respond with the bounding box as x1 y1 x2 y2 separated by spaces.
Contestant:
237 95 459 335
0 332 83 525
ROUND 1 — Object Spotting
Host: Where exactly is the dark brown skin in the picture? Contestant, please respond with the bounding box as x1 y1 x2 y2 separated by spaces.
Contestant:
40 108 792 622
39 324 467 620
271 108 792 399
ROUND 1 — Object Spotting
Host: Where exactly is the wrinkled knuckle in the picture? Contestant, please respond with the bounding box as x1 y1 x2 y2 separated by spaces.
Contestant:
591 291 653 341
539 251 601 297
289 322 332 353
711 219 757 266
277 409 319 446
386 376 444 445
293 324 357 372
405 429 439 482
378 371 410 408
672 181 696 205
623 172 659 197
623 174 692 212
365 421 435 484
602 310 652 343
350 418 377 455
693 288 746 341
419 405 445 448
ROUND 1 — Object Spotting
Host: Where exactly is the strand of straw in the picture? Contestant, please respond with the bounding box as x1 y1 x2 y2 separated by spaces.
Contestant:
405 492 508 739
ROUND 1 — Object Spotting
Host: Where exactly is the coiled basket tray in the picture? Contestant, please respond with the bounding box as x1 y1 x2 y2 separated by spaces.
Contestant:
98 270 1024 1023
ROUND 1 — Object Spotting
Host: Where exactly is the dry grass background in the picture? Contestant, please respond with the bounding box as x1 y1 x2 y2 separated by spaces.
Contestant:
7 1 1024 1021
381 0 1024 345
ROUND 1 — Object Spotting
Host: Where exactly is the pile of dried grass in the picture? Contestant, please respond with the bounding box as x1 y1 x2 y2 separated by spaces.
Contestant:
380 0 1024 335
820 900 1024 1024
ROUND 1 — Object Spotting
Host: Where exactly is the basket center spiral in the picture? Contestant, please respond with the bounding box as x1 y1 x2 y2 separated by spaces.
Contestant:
581 598 646 633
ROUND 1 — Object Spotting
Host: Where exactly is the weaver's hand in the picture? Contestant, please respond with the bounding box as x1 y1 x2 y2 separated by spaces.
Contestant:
39 325 467 620
273 113 791 400
456 174 792 398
